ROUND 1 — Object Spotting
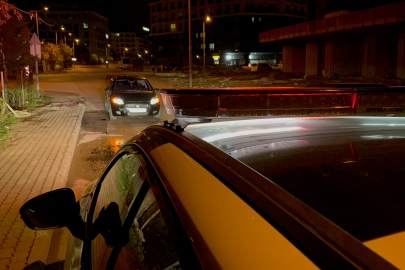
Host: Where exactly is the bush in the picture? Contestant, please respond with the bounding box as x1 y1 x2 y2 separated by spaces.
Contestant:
6 85 41 108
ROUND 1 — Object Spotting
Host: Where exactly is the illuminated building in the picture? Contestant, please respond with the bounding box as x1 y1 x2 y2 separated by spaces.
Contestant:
148 0 308 66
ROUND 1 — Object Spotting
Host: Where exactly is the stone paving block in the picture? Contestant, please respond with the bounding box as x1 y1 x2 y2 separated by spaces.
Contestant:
8 262 27 270
10 250 29 263
0 247 14 259
19 232 36 243
15 241 33 252
5 228 23 239
0 258 11 270
2 237 19 248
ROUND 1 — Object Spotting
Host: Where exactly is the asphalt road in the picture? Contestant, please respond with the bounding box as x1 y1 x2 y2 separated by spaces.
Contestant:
39 66 175 269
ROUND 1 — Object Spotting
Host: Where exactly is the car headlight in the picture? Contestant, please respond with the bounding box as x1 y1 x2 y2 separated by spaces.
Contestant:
112 98 124 105
150 97 159 105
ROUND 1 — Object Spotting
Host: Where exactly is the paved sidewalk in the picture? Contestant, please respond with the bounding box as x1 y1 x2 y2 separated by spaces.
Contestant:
0 93 85 269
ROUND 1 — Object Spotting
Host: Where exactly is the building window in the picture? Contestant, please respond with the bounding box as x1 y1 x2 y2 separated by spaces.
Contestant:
171 13 175 20
170 2 175 9
252 17 254 23
209 43 214 51
285 5 291 13
200 9 204 17
85 41 89 46
171 24 176 32
178 1 183 8
106 34 109 39
84 32 89 38
200 0 205 4
178 12 183 19
196 33 199 38
83 23 88 29
259 17 261 22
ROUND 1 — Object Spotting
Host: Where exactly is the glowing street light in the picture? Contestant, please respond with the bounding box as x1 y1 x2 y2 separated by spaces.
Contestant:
124 47 128 58
203 16 211 69
68 33 72 36
44 7 48 11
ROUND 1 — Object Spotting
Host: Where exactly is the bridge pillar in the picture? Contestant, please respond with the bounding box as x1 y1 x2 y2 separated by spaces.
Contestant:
305 43 319 77
361 37 377 78
397 33 405 79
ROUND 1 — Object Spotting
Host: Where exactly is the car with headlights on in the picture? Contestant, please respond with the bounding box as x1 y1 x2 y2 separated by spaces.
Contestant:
104 76 160 120
20 86 405 270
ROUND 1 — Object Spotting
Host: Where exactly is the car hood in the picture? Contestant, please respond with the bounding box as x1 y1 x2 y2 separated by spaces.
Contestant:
112 91 156 102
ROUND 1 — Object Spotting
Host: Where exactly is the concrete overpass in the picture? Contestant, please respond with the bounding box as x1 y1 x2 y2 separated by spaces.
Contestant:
259 1 405 79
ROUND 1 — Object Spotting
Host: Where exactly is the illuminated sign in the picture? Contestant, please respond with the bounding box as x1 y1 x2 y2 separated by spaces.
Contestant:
212 55 220 60
72 58 77 61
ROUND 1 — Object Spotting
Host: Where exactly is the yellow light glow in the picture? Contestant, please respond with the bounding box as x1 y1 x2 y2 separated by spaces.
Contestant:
206 16 211 21
44 7 48 11
125 48 128 51
68 33 72 36
212 55 220 59
61 27 65 30
108 44 110 47
75 39 79 42
145 50 148 53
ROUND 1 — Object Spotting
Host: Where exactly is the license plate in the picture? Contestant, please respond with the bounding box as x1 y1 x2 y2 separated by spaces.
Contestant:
127 108 147 112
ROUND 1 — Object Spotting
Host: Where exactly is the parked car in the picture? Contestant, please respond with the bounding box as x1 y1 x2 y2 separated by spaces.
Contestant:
250 63 272 72
104 76 160 120
20 85 405 269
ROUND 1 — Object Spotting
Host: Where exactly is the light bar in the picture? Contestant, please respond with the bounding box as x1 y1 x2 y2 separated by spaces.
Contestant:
160 87 405 118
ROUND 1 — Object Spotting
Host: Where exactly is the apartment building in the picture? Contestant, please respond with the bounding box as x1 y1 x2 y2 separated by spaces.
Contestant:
148 0 308 66
38 10 109 63
108 32 151 60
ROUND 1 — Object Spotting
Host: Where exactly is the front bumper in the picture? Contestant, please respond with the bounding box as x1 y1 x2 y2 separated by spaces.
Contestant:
111 102 160 117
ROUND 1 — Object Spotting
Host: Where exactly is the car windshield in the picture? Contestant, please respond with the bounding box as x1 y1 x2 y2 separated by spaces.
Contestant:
123 58 131 64
114 79 152 91
187 117 405 242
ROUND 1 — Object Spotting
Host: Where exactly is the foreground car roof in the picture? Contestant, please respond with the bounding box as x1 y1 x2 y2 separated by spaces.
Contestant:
184 116 405 268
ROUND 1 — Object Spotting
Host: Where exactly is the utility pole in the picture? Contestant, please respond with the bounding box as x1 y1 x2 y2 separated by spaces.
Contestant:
188 0 192 87
34 11 40 94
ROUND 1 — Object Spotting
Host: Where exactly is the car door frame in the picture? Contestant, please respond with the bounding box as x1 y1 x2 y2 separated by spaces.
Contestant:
81 143 201 270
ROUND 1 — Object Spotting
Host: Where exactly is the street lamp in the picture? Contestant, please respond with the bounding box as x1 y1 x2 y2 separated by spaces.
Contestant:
124 48 128 58
203 16 211 69
106 44 110 67
44 7 48 11
188 0 192 87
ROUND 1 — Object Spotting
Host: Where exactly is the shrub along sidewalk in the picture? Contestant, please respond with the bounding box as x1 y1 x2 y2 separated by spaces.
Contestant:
0 84 51 147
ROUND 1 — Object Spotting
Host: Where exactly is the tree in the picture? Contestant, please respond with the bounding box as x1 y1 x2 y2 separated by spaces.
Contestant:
59 42 73 68
0 16 36 90
41 42 63 71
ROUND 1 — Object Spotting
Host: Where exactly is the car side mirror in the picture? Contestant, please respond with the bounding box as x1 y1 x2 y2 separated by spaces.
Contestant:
105 89 112 95
20 188 80 230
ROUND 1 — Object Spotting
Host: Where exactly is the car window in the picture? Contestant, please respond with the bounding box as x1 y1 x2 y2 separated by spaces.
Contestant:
113 188 182 270
115 80 151 91
91 147 147 269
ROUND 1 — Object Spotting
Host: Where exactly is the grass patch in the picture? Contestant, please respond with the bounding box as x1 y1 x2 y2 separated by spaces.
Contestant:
0 115 18 147
22 95 52 111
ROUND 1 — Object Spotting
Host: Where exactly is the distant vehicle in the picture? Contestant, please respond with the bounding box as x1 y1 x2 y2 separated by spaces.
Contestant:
250 63 271 72
272 63 283 70
122 58 131 70
116 61 123 69
103 76 160 120
131 59 144 71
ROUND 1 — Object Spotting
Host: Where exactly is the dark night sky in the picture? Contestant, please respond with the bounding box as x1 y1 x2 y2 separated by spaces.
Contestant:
14 0 405 36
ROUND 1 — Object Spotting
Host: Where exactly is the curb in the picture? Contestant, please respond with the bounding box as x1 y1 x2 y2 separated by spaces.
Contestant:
26 103 86 268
